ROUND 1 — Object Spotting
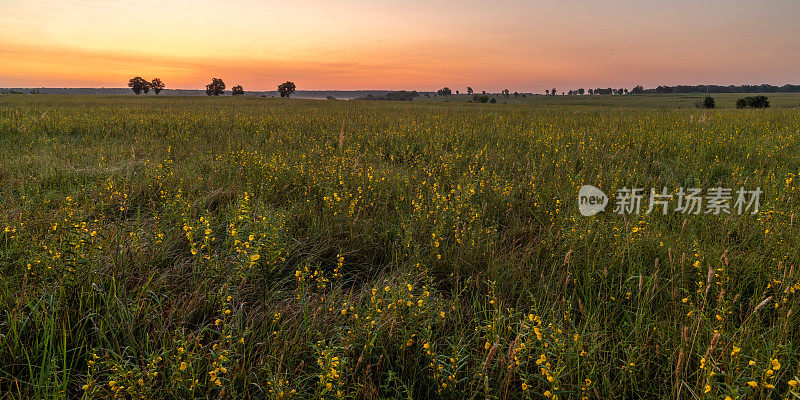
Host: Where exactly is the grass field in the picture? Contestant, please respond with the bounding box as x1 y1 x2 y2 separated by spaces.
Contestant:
424 92 800 109
1 94 799 399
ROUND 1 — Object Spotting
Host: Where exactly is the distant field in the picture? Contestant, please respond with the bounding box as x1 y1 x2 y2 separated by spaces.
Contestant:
1 95 799 399
421 92 800 108
5 90 800 108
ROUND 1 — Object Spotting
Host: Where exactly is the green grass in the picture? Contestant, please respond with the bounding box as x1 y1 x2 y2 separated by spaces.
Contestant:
1 94 799 399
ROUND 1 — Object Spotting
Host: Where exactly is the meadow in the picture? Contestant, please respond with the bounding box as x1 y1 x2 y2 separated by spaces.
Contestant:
0 94 799 399
425 92 800 109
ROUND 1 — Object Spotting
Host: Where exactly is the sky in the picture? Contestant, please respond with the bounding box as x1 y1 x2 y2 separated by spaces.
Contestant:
1 0 799 92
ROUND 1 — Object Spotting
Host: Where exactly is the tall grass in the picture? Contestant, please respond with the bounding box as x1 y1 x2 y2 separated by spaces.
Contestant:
0 95 798 399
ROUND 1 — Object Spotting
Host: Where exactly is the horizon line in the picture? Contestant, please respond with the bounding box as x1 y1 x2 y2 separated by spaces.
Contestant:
4 82 800 93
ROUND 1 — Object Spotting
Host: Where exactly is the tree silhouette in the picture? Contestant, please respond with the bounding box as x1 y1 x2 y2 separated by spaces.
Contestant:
231 85 244 96
545 89 550 96
467 87 474 94
551 88 556 96
437 87 452 96
278 81 296 97
206 78 225 96
150 78 165 95
127 77 149 95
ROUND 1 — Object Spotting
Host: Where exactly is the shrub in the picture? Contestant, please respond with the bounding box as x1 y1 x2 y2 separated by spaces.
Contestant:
385 91 418 101
736 95 769 109
355 91 418 101
701 96 715 109
472 94 489 103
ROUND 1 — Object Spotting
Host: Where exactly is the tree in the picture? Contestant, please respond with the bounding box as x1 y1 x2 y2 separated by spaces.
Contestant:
127 77 149 95
588 89 593 95
631 85 645 94
551 88 556 96
231 85 244 96
206 78 225 96
545 89 550 96
278 81 296 97
456 90 460 95
467 87 474 94
578 88 585 95
437 87 452 96
150 78 165 95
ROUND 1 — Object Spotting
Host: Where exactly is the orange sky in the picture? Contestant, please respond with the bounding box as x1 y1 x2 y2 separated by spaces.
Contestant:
1 0 799 91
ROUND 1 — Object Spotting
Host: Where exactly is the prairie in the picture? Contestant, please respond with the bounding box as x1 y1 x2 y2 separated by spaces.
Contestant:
0 95 799 399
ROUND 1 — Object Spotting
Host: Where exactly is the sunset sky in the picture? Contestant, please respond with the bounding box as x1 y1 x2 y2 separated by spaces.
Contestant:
1 0 799 91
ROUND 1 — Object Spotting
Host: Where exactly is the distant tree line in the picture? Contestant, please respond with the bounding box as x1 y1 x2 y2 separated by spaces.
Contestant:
120 78 800 99
647 84 800 94
542 84 800 96
559 84 800 95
